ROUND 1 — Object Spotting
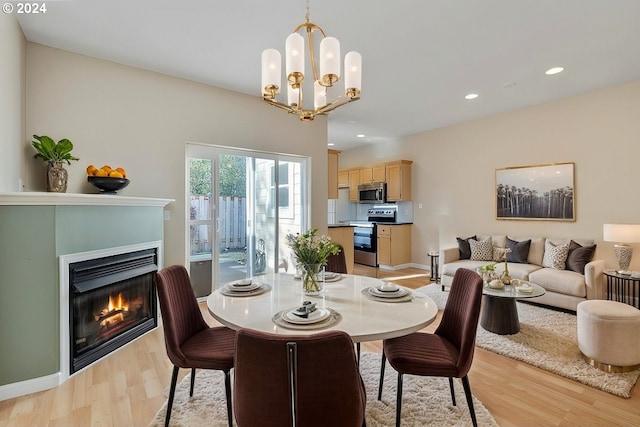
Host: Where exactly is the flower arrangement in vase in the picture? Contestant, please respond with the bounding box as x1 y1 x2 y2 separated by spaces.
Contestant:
286 229 340 295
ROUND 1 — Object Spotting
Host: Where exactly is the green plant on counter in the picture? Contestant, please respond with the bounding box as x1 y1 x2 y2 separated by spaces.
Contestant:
31 134 79 164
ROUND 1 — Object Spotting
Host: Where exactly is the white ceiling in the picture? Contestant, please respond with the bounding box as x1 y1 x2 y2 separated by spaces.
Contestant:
17 0 640 151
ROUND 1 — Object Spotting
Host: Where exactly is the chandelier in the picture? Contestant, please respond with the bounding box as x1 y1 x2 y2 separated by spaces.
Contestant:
261 2 362 121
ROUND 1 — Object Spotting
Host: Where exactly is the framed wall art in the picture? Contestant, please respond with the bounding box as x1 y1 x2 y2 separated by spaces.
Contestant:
496 162 575 221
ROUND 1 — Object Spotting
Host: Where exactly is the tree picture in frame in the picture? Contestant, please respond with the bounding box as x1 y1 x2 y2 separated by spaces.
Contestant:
496 162 575 221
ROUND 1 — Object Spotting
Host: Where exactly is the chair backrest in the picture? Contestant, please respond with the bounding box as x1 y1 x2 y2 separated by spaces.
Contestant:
156 265 209 367
434 268 483 377
234 328 366 427
326 245 348 274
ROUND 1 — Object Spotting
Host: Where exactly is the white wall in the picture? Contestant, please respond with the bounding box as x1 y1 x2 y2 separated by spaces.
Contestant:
0 14 25 192
24 43 329 267
341 80 640 271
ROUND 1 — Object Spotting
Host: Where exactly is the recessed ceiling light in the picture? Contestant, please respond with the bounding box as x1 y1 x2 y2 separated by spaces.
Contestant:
545 67 564 75
356 134 365 138
465 93 479 100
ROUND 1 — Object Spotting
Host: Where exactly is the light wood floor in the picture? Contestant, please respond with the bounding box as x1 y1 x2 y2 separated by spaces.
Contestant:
1 266 639 426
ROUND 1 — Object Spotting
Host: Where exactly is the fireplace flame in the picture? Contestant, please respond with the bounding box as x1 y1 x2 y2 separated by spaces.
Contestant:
108 293 129 312
99 293 129 328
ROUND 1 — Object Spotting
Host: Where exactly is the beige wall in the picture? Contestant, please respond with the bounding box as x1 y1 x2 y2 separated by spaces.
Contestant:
24 43 329 267
0 14 25 192
341 80 640 271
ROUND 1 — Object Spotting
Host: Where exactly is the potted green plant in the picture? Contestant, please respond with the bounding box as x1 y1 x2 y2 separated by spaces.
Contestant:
31 134 79 192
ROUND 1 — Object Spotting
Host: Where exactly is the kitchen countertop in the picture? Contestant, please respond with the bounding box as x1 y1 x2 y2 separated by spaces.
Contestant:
328 223 355 228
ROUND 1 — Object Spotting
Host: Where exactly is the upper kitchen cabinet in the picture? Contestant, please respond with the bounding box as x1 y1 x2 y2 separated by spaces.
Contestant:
348 170 360 201
359 165 386 184
328 149 340 199
385 160 413 201
337 171 349 188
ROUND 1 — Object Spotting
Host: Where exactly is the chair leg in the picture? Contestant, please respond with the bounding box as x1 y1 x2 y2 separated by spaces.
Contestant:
377 352 387 401
356 342 361 365
189 368 196 397
224 369 233 427
448 377 456 406
395 373 404 427
461 375 478 427
165 366 179 427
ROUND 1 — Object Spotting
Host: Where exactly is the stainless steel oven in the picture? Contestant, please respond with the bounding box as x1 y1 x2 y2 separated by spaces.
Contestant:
351 222 377 267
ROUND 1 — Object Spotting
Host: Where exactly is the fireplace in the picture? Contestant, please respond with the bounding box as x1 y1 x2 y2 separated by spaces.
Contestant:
69 248 158 374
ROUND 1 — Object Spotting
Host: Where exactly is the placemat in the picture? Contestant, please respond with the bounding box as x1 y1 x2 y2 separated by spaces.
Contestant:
218 283 272 297
272 307 342 330
361 287 413 303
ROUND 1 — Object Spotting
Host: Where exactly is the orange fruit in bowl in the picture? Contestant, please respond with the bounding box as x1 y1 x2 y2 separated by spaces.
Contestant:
101 165 112 173
86 165 98 176
115 167 127 178
95 169 108 177
108 170 123 178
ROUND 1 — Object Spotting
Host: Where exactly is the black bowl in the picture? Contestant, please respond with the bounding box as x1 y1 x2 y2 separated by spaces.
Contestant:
88 176 130 194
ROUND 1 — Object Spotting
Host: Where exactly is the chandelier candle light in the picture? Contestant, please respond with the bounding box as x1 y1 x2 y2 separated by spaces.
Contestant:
603 224 640 275
261 2 362 121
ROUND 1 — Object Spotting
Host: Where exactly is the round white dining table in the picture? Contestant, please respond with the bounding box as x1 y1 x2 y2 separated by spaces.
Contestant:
207 273 438 343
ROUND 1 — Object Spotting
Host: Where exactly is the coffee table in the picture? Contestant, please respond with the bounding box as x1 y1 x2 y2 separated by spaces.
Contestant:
480 281 545 335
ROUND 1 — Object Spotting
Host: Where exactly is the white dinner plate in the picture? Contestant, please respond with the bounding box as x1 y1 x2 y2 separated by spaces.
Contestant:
322 272 342 282
368 287 409 298
283 308 330 325
225 280 261 292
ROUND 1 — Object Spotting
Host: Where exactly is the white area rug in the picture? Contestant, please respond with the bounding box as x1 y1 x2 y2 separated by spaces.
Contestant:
150 352 498 427
417 284 640 398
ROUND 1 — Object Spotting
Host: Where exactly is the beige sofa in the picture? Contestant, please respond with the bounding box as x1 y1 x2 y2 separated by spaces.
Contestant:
440 234 605 311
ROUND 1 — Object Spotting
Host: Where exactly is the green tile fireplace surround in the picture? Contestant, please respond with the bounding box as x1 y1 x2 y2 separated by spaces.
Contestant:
0 193 172 400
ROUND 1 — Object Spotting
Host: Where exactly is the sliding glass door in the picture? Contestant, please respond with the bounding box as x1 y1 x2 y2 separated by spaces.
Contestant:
187 143 308 297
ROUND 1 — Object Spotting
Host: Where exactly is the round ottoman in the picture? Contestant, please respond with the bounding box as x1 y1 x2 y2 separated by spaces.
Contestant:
577 300 640 373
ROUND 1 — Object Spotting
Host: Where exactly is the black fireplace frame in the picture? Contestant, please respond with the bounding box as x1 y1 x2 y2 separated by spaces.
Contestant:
69 248 158 374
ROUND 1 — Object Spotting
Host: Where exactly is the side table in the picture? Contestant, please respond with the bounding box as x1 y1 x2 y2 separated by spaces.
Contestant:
428 251 440 288
604 270 640 309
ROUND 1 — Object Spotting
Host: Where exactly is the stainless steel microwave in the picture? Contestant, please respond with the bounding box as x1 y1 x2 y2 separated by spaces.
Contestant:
358 182 386 203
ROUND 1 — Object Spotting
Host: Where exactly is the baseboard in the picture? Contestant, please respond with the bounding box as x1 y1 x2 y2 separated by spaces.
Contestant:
0 372 61 401
379 262 427 271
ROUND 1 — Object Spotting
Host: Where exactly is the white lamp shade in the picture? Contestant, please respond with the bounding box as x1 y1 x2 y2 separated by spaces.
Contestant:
261 49 281 94
314 80 327 109
320 36 340 82
285 32 304 78
287 85 299 107
603 224 640 243
344 51 362 92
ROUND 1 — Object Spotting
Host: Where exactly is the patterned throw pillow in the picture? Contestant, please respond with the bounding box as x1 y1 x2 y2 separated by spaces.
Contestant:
470 237 493 261
542 240 570 270
493 247 508 262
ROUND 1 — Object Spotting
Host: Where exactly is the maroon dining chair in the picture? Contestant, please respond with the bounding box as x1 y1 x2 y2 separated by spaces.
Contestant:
326 245 348 274
233 328 367 427
377 268 483 427
156 265 236 427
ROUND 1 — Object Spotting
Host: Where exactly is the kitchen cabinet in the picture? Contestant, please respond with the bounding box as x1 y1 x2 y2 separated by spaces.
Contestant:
348 170 360 201
337 171 349 188
377 224 412 267
385 160 413 201
359 165 386 184
328 149 340 199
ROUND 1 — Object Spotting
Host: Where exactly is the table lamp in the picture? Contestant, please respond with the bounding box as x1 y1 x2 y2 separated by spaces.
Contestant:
603 224 640 275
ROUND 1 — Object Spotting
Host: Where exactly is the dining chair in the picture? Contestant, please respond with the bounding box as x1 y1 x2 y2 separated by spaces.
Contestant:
233 328 367 427
156 265 236 427
326 244 348 274
377 268 483 427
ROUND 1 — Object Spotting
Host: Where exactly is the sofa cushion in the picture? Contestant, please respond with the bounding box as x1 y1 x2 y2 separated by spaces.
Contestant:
542 240 570 270
442 260 494 277
456 235 477 260
529 268 587 298
470 237 493 261
493 262 542 280
492 246 509 262
506 238 531 263
566 240 597 274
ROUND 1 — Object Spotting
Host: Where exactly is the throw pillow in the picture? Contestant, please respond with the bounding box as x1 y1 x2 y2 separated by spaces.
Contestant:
542 240 570 270
506 238 531 263
456 235 477 260
470 237 493 261
565 240 597 274
493 247 508 262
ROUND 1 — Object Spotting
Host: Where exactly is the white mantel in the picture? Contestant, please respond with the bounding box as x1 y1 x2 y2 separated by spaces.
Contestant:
0 192 174 207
